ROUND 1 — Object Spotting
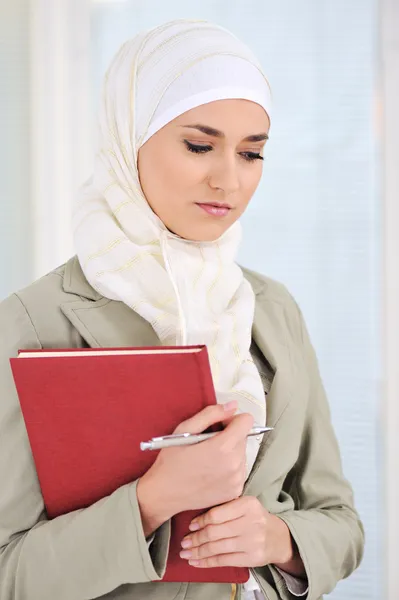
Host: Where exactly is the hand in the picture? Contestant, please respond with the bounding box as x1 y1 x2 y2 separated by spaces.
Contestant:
137 402 254 536
179 496 304 576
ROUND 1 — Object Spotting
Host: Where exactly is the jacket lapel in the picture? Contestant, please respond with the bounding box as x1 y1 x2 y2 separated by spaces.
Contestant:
60 257 160 348
243 285 296 496
60 298 161 349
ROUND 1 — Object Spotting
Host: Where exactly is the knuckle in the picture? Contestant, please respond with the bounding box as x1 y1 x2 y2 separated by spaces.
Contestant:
206 511 216 525
229 481 243 498
225 457 240 475
259 530 268 547
218 441 231 456
233 457 243 471
209 509 220 525
206 405 222 417
190 532 200 546
258 512 268 529
193 531 204 546
215 554 222 567
173 421 187 434
242 412 254 428
220 491 232 503
226 537 236 553
201 513 210 527
246 496 259 510
197 545 207 559
200 513 209 527
233 471 244 488
248 414 255 427
255 548 265 565
211 540 222 555
260 513 268 529
234 484 243 497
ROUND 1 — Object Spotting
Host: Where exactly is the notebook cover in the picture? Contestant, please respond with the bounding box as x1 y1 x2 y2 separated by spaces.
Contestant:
10 345 249 584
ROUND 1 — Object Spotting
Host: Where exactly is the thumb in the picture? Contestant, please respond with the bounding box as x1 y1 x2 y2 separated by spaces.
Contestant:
174 401 238 435
221 414 236 428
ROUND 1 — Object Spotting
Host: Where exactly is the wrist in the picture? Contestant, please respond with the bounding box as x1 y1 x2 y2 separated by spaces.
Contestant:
136 476 170 537
136 472 178 537
272 516 306 578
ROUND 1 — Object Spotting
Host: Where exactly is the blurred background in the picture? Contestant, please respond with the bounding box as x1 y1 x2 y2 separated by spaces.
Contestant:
1 0 399 598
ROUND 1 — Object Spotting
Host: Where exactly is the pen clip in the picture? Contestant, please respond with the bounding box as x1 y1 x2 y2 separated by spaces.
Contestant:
151 433 191 441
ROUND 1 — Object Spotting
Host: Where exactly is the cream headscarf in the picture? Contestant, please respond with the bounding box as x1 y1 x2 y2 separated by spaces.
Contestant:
73 18 271 476
74 19 271 594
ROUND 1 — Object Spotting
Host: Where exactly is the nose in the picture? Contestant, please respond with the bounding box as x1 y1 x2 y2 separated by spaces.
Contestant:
208 153 240 195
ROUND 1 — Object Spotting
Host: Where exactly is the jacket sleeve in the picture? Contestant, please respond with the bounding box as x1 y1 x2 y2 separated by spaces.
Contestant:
0 294 170 600
266 301 365 600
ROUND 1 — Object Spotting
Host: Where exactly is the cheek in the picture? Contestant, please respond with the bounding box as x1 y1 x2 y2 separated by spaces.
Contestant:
139 145 181 210
153 150 206 200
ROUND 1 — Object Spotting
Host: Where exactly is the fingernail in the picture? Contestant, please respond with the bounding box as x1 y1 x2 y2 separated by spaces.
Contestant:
189 521 200 531
180 550 192 559
181 538 192 549
189 560 200 567
224 400 237 412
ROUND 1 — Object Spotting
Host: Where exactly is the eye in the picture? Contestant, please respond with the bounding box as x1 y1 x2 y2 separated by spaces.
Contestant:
184 140 213 154
240 152 264 162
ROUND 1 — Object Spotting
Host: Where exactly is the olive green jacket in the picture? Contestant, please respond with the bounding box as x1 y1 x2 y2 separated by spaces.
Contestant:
0 257 364 600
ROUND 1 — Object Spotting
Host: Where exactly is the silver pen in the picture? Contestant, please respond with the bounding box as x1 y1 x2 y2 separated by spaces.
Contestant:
140 426 273 451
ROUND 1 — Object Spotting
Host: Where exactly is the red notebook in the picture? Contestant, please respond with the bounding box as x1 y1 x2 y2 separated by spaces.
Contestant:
10 345 249 585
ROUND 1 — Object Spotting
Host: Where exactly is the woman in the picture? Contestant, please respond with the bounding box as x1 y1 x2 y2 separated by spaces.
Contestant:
0 19 363 600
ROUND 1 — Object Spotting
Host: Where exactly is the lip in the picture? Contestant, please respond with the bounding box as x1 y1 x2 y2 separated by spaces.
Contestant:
196 202 232 217
199 202 232 209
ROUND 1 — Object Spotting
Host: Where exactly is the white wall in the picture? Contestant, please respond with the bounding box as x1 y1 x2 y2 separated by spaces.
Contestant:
381 0 399 595
30 0 92 279
0 1 33 298
0 0 92 297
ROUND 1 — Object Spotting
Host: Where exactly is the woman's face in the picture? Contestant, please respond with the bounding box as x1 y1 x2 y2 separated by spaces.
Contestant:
138 99 270 242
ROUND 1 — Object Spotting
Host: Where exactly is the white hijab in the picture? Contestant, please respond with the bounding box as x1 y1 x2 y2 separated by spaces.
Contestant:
73 18 271 469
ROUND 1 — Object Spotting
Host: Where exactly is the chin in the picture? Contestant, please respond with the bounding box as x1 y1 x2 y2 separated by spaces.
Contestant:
173 224 229 243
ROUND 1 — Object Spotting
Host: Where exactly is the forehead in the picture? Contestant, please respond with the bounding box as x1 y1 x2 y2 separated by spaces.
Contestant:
172 99 270 136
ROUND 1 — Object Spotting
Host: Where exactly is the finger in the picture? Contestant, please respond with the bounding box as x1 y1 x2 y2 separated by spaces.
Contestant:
188 553 248 569
221 414 236 428
180 537 240 561
174 401 238 435
182 520 243 549
215 413 254 449
189 498 247 530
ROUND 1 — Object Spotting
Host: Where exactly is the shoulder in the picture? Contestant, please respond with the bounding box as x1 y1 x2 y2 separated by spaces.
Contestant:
242 266 305 348
243 266 301 313
17 264 67 304
1 262 68 319
0 258 88 350
0 255 99 316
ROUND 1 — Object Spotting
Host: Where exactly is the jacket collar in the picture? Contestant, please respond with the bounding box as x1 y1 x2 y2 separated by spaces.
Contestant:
62 256 102 301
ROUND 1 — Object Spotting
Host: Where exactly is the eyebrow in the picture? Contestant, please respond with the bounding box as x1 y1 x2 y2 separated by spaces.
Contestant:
181 124 269 142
